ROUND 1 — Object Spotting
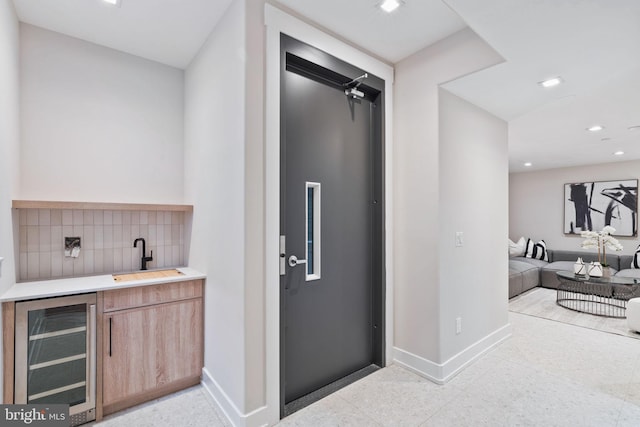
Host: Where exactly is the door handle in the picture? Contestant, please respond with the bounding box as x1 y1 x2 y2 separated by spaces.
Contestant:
288 255 307 267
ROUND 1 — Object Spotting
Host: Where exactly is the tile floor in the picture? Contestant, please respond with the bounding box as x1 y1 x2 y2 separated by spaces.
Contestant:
93 311 640 426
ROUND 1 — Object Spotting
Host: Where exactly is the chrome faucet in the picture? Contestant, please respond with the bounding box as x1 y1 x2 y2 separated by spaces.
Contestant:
133 238 153 270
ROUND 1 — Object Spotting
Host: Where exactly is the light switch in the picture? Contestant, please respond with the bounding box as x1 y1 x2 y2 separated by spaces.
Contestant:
455 232 464 247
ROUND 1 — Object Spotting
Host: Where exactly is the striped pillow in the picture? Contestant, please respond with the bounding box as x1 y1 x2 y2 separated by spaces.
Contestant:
633 244 640 269
524 239 548 261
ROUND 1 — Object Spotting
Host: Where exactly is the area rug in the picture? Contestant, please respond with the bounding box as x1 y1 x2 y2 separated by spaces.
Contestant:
509 287 640 340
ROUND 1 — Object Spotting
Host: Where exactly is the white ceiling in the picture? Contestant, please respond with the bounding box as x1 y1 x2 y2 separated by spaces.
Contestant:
10 0 640 173
11 0 234 69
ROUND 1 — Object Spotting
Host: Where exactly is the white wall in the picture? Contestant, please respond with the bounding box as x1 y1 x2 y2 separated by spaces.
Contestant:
438 89 508 363
393 28 507 375
0 0 20 401
19 24 184 204
184 0 250 420
510 160 640 255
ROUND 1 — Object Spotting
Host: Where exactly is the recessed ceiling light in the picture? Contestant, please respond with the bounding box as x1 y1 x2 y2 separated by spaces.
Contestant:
628 125 640 131
524 162 532 167
614 151 625 156
380 0 402 13
103 0 121 6
587 125 604 132
601 137 612 142
539 77 563 88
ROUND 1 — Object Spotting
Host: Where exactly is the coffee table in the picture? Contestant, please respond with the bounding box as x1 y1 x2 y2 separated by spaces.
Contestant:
555 271 640 318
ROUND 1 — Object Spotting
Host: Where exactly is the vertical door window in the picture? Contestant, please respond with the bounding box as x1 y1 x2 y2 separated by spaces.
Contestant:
306 182 321 281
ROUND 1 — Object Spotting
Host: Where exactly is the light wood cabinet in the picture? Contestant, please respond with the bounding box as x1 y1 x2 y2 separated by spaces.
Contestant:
101 280 203 415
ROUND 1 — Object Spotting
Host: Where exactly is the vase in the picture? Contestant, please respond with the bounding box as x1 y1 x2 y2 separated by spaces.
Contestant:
588 262 603 277
602 266 611 278
573 257 586 275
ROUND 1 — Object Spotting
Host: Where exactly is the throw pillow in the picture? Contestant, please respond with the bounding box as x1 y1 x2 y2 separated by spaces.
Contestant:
508 237 526 257
633 244 640 269
524 238 548 261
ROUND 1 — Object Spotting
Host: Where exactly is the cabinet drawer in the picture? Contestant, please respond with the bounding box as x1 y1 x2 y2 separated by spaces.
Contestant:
103 280 203 312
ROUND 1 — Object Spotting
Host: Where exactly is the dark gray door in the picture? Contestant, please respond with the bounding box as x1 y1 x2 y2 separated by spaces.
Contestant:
280 37 385 409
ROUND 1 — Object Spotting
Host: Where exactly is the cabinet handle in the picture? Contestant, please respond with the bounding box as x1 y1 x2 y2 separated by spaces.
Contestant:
109 317 112 357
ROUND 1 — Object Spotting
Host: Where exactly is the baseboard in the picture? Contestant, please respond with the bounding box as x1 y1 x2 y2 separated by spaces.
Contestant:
201 368 271 427
393 323 512 384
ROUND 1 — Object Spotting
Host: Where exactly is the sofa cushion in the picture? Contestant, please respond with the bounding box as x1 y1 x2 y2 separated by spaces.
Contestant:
619 255 634 271
508 270 523 299
633 244 640 269
509 237 526 257
524 239 548 261
615 269 640 279
511 256 548 269
509 259 539 273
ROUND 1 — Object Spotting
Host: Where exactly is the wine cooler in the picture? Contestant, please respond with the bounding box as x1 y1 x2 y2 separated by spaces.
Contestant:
15 293 97 426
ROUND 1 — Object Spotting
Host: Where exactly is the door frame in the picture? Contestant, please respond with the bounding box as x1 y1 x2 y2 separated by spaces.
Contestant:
265 4 395 425
279 34 386 413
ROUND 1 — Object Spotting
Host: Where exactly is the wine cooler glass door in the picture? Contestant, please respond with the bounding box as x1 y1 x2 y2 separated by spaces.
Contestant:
15 293 97 417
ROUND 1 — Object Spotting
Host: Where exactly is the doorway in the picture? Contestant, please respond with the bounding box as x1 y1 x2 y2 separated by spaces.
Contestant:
279 35 385 416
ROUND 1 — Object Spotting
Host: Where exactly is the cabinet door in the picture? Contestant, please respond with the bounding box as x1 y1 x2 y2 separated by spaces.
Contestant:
102 299 203 407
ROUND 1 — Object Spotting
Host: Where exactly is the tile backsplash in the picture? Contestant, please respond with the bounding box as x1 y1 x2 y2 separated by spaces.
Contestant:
17 209 186 282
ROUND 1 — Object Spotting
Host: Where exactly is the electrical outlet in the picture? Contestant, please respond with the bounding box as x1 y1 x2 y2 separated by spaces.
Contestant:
455 232 463 247
456 317 462 335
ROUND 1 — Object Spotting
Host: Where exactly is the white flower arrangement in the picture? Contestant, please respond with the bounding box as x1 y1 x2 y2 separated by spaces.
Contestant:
580 226 624 266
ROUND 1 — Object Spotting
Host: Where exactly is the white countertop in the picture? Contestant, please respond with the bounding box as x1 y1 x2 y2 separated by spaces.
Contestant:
0 267 206 302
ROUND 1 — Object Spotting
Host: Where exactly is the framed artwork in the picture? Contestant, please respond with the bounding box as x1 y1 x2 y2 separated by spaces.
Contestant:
564 179 638 236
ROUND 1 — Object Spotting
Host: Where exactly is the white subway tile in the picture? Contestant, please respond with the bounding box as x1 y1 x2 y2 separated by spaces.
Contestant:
112 225 123 248
72 225 84 241
131 225 140 241
39 226 51 252
19 253 27 280
148 225 157 245
50 209 62 226
111 248 121 272
19 208 27 225
19 226 27 251
164 225 172 245
122 211 131 225
148 211 157 225
122 247 132 272
27 252 40 279
156 246 165 267
27 226 39 252
83 250 94 275
131 211 140 225
51 226 63 252
51 251 63 278
83 210 94 225
157 225 164 246
73 256 84 275
164 211 172 225
27 209 39 226
140 211 148 225
83 226 94 249
121 225 131 247
93 210 104 225
103 210 113 225
39 209 51 226
104 225 113 249
73 209 84 225
62 210 73 225
113 210 122 225
94 249 104 273
94 226 104 249
172 245 180 266
39 252 51 278
62 256 74 277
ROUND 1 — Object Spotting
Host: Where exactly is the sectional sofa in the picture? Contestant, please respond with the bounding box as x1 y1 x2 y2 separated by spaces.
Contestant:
509 250 640 298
